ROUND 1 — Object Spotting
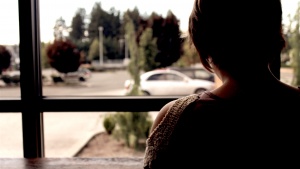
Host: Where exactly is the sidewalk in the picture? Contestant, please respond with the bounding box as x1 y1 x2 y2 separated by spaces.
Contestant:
0 111 159 158
0 112 105 157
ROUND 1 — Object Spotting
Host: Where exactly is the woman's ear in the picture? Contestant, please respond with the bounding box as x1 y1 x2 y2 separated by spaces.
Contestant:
208 57 213 66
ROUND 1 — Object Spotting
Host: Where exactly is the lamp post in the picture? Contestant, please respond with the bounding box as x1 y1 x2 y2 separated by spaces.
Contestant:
124 34 128 59
98 26 103 67
123 34 129 65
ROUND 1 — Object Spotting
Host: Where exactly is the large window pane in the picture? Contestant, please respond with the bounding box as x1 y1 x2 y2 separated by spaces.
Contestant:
42 70 130 96
39 0 199 97
0 113 23 157
43 111 158 157
0 0 20 97
281 0 299 87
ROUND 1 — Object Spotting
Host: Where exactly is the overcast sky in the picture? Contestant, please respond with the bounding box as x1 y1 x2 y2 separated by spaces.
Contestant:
0 0 298 45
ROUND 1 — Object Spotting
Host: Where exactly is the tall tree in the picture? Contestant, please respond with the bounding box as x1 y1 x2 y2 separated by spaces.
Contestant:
153 10 182 68
124 13 141 95
69 8 90 63
88 3 122 59
88 2 106 40
174 37 200 67
139 28 158 72
69 8 86 42
40 42 51 69
53 17 68 40
88 38 99 61
0 45 11 75
286 2 300 86
122 7 141 33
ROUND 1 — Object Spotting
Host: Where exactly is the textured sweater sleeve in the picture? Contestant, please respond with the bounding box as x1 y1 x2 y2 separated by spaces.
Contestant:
143 94 199 169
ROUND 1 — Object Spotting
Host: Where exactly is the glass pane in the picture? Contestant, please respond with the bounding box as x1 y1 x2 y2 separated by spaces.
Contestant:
39 0 299 97
0 0 20 97
44 111 158 157
280 0 299 87
39 0 205 97
0 113 23 157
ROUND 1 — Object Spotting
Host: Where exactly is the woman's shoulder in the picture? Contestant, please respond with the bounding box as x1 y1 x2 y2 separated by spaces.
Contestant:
149 94 200 134
276 82 300 100
144 94 200 168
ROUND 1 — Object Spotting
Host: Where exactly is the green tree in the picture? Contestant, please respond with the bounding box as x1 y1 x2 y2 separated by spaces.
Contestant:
88 2 106 40
87 38 99 61
153 10 182 68
286 3 300 86
104 36 119 59
88 3 121 60
139 28 159 72
109 14 152 150
46 39 81 74
0 45 11 75
124 13 141 95
69 8 90 63
122 7 141 33
53 17 68 40
69 8 86 42
113 112 152 149
173 37 199 67
40 42 51 69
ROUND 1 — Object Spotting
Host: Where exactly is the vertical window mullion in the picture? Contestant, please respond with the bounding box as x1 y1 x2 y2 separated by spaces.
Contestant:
18 0 44 158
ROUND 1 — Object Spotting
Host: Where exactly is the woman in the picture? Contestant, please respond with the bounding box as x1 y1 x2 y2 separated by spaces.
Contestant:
144 0 300 168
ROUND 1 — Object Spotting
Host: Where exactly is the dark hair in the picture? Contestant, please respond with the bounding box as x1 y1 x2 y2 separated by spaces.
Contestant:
188 0 285 75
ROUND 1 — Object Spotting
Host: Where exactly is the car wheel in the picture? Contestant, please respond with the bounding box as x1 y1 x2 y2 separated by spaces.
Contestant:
52 76 64 83
1 75 11 84
79 77 85 82
142 91 151 96
195 88 206 94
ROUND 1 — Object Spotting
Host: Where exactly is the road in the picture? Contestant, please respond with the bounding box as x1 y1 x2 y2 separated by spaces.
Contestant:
0 69 132 97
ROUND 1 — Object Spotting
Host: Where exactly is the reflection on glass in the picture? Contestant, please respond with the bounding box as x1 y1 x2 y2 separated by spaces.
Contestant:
44 112 157 157
0 0 20 97
0 113 23 157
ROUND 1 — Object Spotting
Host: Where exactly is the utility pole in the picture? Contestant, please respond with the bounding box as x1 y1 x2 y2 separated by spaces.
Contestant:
98 26 103 67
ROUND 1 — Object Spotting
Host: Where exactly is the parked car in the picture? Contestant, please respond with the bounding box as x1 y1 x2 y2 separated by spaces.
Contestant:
169 67 215 82
51 67 92 83
0 71 20 85
124 69 215 96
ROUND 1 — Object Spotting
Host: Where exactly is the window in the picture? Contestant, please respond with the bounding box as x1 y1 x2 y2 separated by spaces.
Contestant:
0 0 297 158
165 74 183 81
147 74 165 81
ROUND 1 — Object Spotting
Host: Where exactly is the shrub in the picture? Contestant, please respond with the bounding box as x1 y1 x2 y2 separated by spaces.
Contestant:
103 115 116 135
46 39 81 74
113 112 153 149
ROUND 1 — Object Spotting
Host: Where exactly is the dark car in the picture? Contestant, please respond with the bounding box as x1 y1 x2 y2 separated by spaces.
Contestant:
169 67 215 82
0 71 20 85
51 67 92 83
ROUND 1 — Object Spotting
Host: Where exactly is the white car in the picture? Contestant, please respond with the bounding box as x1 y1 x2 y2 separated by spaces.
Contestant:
124 69 215 96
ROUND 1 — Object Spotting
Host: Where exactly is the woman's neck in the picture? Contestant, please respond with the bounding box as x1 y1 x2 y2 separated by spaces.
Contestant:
211 65 280 99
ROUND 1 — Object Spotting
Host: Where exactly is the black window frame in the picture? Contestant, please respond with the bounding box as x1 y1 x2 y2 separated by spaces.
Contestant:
0 0 280 158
